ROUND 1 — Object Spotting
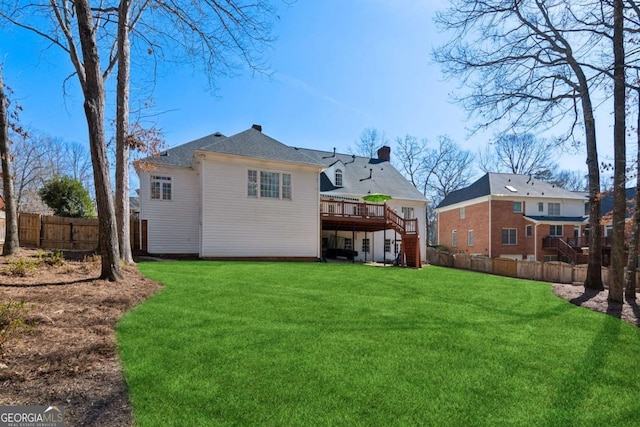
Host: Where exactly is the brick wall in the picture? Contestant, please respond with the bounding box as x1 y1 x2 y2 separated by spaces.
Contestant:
438 200 490 256
489 200 533 259
438 198 582 261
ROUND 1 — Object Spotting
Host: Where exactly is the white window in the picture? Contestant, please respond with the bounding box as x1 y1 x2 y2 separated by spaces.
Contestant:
335 169 343 186
548 203 560 216
362 238 370 253
402 207 414 219
282 173 292 200
502 228 517 245
460 207 466 219
538 202 544 212
513 201 522 213
452 230 458 247
247 170 258 197
248 170 292 200
468 230 474 246
344 238 353 251
260 171 280 198
550 225 563 237
151 175 171 200
525 225 532 237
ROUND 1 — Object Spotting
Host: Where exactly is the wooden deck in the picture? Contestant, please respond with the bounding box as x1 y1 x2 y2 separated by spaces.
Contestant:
320 199 421 267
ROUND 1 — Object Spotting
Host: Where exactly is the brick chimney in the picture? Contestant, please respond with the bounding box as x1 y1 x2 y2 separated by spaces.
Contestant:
252 124 262 132
377 145 391 162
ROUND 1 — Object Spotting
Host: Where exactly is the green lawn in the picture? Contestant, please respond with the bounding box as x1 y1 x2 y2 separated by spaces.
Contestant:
118 262 640 426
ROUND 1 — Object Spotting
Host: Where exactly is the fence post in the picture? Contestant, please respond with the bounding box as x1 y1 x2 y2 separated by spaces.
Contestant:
37 214 42 248
70 222 74 249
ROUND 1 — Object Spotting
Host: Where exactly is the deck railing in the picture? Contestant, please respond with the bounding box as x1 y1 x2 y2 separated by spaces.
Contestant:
320 200 385 219
320 199 418 235
542 236 613 249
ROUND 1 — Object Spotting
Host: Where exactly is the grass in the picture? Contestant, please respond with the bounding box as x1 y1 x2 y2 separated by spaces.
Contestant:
118 262 640 426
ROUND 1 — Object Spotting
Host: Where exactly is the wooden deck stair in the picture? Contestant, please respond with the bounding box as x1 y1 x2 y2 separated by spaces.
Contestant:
320 199 422 268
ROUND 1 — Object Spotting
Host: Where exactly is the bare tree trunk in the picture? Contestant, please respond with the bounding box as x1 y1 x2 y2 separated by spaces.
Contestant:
116 0 134 264
610 0 626 303
0 68 19 256
75 0 123 281
624 89 640 301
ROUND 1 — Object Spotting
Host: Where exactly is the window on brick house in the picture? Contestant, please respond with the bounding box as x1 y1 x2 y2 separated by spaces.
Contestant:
460 207 465 219
502 228 517 245
513 201 522 213
452 230 458 247
525 225 532 237
550 225 563 237
468 230 474 246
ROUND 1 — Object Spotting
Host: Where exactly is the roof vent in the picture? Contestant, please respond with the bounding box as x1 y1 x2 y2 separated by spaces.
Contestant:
214 132 222 137
252 124 262 132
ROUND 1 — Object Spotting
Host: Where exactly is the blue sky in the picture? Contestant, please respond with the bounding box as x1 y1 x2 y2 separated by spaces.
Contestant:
0 0 601 190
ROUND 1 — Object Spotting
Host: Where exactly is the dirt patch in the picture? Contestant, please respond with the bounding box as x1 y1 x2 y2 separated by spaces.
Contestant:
552 283 640 327
0 248 162 426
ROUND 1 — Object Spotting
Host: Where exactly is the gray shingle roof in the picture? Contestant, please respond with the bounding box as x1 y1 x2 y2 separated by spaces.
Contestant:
140 128 425 202
294 148 427 202
437 173 587 208
142 132 228 167
141 128 321 168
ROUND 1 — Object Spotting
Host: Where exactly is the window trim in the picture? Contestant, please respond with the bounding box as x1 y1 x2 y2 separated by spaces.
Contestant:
248 169 292 201
452 230 458 247
513 201 522 213
501 228 517 245
467 230 474 246
151 175 172 201
362 238 370 253
525 225 532 237
335 169 343 187
548 202 560 216
549 224 563 237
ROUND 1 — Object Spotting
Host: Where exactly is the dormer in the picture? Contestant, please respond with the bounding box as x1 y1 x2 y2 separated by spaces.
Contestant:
324 159 346 187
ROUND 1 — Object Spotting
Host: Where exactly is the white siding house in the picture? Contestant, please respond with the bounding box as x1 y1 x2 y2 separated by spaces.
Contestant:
136 125 428 263
138 166 200 254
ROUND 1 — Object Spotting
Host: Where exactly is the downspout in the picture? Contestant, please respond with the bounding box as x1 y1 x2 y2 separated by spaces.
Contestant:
534 223 538 262
488 196 492 258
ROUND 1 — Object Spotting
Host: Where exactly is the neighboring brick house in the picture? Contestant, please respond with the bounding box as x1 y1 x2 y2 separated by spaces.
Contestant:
435 173 588 262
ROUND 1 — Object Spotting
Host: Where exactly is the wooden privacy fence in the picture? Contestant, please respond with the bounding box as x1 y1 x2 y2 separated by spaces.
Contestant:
425 247 640 289
18 212 147 252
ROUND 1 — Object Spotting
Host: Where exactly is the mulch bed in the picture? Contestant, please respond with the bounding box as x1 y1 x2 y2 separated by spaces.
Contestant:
0 249 162 426
552 283 640 327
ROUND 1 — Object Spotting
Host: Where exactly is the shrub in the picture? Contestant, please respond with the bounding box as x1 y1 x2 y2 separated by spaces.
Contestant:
4 258 41 277
39 175 94 218
39 250 66 267
0 300 32 357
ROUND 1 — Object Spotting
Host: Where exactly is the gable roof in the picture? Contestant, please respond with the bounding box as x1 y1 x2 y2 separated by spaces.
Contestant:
141 128 321 168
294 148 427 202
437 173 586 209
